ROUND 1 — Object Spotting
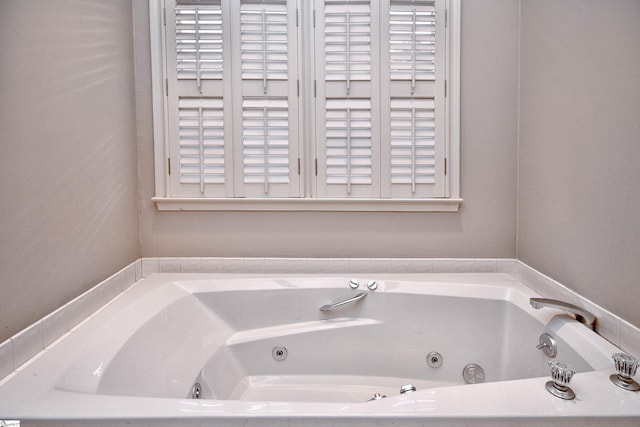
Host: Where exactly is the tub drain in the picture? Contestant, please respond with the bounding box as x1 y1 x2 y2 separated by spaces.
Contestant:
272 345 288 361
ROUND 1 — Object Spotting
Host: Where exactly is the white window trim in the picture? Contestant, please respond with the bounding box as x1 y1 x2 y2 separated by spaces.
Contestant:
149 0 461 212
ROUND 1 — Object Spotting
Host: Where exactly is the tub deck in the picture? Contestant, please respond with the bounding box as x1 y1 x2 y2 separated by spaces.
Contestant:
0 273 638 425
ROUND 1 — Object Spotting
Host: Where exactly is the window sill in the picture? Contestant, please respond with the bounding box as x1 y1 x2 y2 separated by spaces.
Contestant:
152 197 463 212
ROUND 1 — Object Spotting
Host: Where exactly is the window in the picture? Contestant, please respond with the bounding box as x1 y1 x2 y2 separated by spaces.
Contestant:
150 0 461 211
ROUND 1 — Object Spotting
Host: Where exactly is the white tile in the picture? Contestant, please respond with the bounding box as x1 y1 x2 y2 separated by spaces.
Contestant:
222 257 245 273
322 258 350 274
103 263 135 300
454 258 476 273
244 258 265 273
42 305 71 348
11 321 43 368
575 297 620 345
202 257 224 273
391 258 413 273
141 258 159 277
0 339 13 379
496 259 517 274
433 258 455 273
475 259 497 273
134 258 142 281
263 258 288 273
160 257 181 273
620 319 640 360
180 257 203 273
285 258 310 274
411 258 434 273
348 258 374 273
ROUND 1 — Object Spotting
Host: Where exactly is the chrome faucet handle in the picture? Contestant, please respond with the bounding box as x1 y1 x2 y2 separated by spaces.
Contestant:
546 360 576 400
610 353 640 391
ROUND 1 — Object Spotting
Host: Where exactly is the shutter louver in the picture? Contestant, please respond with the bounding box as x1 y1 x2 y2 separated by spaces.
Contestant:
390 98 436 190
242 98 290 192
325 99 372 192
389 0 436 86
175 2 223 83
178 98 225 193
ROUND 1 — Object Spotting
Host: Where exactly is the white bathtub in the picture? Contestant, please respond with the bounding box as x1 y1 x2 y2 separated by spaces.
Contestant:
1 273 639 426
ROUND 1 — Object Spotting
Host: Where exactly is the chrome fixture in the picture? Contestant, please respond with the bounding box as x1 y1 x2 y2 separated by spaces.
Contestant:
367 280 378 290
529 298 596 330
272 345 288 361
349 279 360 289
610 353 640 391
546 360 576 400
368 392 387 401
400 384 416 394
191 382 202 399
426 351 443 368
319 291 367 311
536 333 557 357
462 364 485 384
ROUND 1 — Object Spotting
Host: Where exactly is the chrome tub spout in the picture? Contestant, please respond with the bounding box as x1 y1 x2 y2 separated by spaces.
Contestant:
320 292 367 311
529 298 596 330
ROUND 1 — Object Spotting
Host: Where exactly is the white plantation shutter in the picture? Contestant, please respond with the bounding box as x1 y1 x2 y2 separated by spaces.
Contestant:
324 0 372 85
164 0 300 198
177 98 225 191
381 0 446 198
389 0 437 85
240 1 289 82
325 99 373 191
389 98 437 189
175 2 224 82
315 0 380 197
232 0 301 197
155 0 457 206
166 0 233 197
241 98 291 191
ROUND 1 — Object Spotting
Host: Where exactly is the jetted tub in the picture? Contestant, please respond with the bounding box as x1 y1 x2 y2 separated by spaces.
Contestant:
1 273 639 426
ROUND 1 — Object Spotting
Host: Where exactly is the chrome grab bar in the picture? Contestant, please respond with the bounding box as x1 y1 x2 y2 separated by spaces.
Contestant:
529 298 596 330
320 292 367 311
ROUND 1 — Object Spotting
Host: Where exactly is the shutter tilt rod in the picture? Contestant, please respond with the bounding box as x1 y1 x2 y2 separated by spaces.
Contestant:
346 10 351 95
411 106 416 193
195 8 202 93
198 106 205 193
411 9 417 95
263 106 269 194
346 107 352 195
262 9 268 94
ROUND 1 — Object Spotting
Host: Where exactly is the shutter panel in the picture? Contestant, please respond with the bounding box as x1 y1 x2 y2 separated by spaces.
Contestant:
242 98 291 192
390 98 436 189
325 99 373 191
315 0 380 197
232 0 301 197
381 0 445 198
166 0 233 197
178 98 225 192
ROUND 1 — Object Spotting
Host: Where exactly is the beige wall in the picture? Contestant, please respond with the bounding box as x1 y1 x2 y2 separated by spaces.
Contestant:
135 0 520 259
518 0 640 327
0 1 140 342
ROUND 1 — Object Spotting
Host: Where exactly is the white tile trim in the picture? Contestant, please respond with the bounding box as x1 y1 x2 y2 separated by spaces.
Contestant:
0 260 140 381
